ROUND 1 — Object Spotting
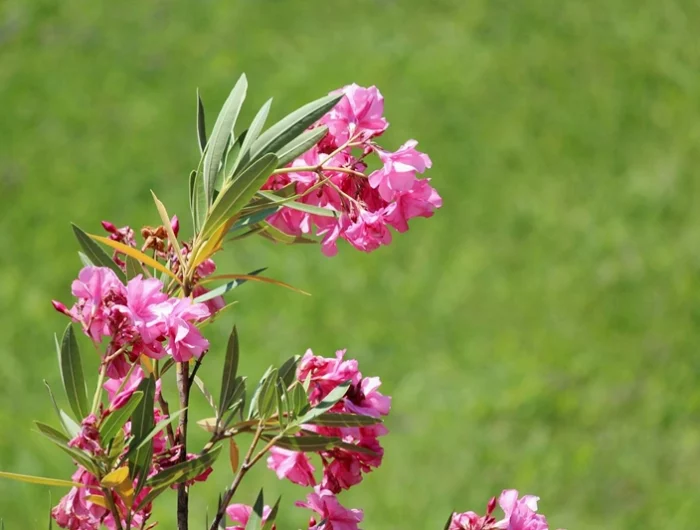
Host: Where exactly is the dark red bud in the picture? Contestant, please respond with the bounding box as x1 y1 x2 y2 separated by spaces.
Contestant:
486 496 497 516
101 220 117 233
170 215 180 237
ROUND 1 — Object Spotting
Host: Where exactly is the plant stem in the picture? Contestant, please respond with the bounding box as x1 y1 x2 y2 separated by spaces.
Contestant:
272 165 367 179
176 361 191 530
208 423 267 530
91 364 107 415
102 487 124 530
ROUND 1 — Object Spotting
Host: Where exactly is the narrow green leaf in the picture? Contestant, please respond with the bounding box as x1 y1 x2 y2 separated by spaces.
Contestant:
295 380 351 425
44 380 70 436
247 366 274 420
34 422 98 474
193 267 267 304
193 375 218 415
245 489 265 530
204 74 248 204
289 384 309 416
229 208 279 233
231 99 272 177
303 412 382 427
276 125 328 167
201 153 279 240
336 441 381 456
443 511 455 530
257 191 338 218
129 376 156 492
59 410 81 439
71 224 125 281
197 89 207 153
266 434 341 452
218 326 240 418
192 169 208 233
223 130 247 181
35 422 70 445
0 471 83 489
99 391 143 443
78 251 93 267
250 93 342 162
125 256 142 280
258 368 279 420
146 444 222 490
278 355 300 388
261 496 281 530
130 408 185 454
59 324 88 420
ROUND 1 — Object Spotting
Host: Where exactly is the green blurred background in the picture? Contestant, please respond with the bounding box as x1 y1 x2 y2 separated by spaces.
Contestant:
2 1 700 528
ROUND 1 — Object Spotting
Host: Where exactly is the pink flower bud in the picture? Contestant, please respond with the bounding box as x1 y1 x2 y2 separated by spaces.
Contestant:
487 496 497 516
170 215 180 237
51 300 70 316
101 220 117 233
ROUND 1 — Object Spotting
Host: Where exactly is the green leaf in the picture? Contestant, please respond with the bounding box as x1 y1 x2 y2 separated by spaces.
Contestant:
125 256 143 280
221 377 247 429
99 391 143 443
295 380 351 425
129 376 156 492
250 93 342 163
203 74 248 204
278 355 300 388
146 444 222 490
193 267 267 304
0 471 83 489
34 422 99 474
60 410 81 439
261 496 281 530
222 130 246 185
230 99 272 177
193 375 218 414
247 366 274 420
303 412 382 427
59 324 88 420
197 89 207 153
336 441 381 456
229 208 280 233
218 326 240 420
265 434 341 452
245 489 265 530
275 125 328 167
201 153 279 240
257 368 279 420
78 251 93 267
257 191 338 218
71 224 125 281
130 408 185 453
443 511 455 530
288 384 309 417
44 380 71 437
259 221 316 245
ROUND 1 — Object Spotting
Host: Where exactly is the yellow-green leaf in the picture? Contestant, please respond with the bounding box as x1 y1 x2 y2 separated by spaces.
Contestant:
201 273 310 296
0 471 83 488
229 439 239 473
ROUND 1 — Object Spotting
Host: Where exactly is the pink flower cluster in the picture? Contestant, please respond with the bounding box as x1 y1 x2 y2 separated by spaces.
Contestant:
259 349 390 529
264 84 442 256
450 490 556 530
54 266 210 377
51 466 152 530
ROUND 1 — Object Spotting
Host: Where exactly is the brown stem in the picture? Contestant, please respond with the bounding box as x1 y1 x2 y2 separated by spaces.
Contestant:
157 393 177 446
208 424 267 530
101 488 124 530
176 360 191 530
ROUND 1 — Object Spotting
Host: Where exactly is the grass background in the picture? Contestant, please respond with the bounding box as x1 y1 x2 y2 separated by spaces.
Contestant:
2 1 700 528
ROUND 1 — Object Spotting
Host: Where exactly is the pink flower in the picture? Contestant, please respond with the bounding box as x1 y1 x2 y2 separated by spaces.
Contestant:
343 210 392 253
102 221 136 268
296 487 363 530
322 84 388 144
449 512 488 530
103 366 161 410
226 503 272 530
118 275 168 346
69 266 127 342
68 414 102 456
298 349 360 404
267 447 317 486
383 178 442 233
368 140 432 201
51 467 105 530
151 297 210 362
495 490 549 530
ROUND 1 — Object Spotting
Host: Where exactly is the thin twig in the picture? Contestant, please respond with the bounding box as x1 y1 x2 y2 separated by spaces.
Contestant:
176 361 191 530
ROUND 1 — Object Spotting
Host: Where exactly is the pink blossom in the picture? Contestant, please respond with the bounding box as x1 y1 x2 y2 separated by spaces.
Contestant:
69 266 127 342
296 487 363 530
322 84 388 144
343 210 392 253
368 140 432 201
383 178 442 233
298 349 360 404
495 490 549 530
101 221 136 268
267 447 317 486
118 275 168 347
68 414 103 456
151 297 210 362
51 467 105 530
103 366 160 410
226 503 272 530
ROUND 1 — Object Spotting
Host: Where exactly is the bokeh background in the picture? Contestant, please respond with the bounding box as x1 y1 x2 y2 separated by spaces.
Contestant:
2 1 700 528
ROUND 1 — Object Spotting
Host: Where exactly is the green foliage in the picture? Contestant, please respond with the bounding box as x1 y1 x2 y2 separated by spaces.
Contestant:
57 324 89 421
3 2 700 529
